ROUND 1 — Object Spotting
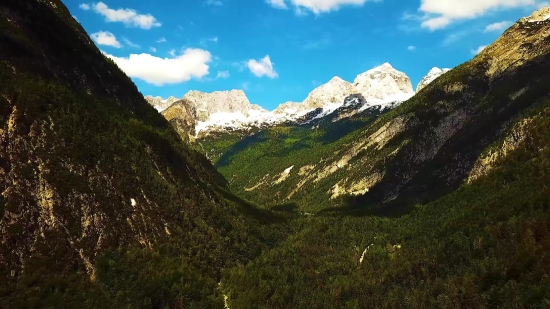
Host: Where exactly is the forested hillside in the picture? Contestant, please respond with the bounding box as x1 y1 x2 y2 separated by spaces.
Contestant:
0 1 289 307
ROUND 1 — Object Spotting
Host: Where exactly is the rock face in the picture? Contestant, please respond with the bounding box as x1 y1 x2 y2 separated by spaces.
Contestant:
161 99 198 141
183 89 265 121
416 67 451 92
301 76 355 110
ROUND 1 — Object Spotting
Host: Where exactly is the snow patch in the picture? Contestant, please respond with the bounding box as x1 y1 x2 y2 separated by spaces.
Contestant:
130 198 136 206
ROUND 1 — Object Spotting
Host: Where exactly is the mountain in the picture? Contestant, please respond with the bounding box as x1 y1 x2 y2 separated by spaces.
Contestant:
415 67 451 92
0 1 287 307
198 7 550 213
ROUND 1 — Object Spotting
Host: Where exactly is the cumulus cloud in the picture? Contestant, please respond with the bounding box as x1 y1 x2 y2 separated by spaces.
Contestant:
247 55 278 78
418 0 536 30
91 31 121 48
104 48 212 85
407 45 416 51
79 3 91 10
484 20 512 32
471 45 487 54
267 0 288 9
88 2 161 29
216 70 230 79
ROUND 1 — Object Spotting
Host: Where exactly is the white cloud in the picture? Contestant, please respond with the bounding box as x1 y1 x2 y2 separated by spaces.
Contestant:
157 37 167 43
247 55 278 78
205 0 223 5
104 48 212 85
418 0 536 30
79 3 90 10
72 15 79 21
150 47 157 52
122 37 140 48
471 45 487 54
168 49 176 56
288 0 379 14
484 20 512 32
267 0 288 9
216 70 230 78
91 31 121 48
91 2 161 29
407 45 416 51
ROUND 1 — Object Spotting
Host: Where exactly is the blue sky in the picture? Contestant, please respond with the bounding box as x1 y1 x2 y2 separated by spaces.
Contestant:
69 0 548 110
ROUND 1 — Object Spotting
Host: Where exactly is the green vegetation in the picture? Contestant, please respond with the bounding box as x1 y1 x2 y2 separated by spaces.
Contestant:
198 110 385 210
2 1 550 308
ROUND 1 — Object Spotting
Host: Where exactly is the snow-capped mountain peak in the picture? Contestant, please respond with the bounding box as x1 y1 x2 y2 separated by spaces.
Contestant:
145 63 451 137
416 67 451 92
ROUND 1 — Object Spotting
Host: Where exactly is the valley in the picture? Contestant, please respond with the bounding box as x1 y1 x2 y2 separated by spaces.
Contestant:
1 1 550 308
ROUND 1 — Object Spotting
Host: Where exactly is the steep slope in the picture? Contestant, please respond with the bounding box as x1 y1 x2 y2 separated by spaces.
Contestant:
0 1 286 307
202 8 550 212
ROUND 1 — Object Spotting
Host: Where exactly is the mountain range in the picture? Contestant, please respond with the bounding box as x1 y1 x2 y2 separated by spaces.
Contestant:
145 64 449 137
2 1 550 308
